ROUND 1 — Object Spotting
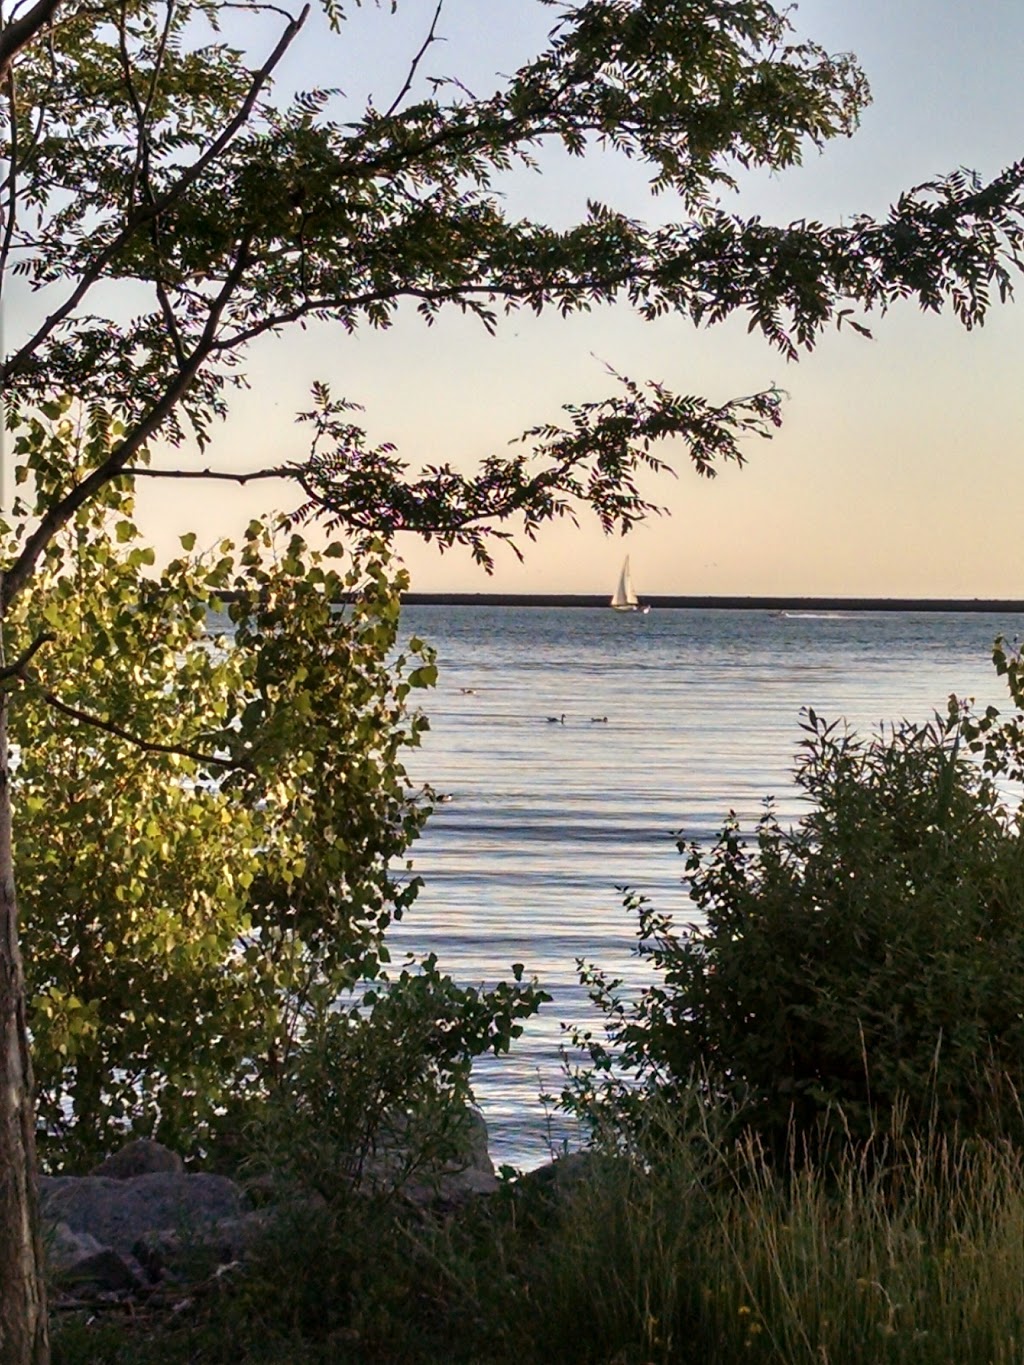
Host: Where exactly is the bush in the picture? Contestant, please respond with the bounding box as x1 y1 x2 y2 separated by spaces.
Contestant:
10 405 545 1169
568 688 1024 1153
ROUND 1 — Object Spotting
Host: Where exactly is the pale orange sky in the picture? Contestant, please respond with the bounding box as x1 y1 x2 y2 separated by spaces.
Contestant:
11 2 1024 597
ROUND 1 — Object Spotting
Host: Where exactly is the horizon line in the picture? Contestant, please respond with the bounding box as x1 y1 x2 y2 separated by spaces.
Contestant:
400 593 1024 612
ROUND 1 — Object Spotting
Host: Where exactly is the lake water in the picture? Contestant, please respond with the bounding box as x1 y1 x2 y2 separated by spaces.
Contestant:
392 606 1024 1168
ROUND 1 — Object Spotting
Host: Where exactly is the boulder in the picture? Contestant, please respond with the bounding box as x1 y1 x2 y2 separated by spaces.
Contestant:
513 1150 601 1200
40 1171 245 1257
89 1139 184 1180
362 1105 500 1206
47 1221 146 1293
132 1209 274 1279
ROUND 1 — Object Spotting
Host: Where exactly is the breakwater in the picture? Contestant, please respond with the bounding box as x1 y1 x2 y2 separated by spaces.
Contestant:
401 594 1024 612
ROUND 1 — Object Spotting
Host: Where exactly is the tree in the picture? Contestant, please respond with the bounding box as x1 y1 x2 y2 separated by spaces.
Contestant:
12 403 545 1175
2 0 1024 1356
7 405 426 1168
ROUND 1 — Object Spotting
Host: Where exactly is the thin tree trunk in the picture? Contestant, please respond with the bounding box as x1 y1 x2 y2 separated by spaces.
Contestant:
0 693 49 1364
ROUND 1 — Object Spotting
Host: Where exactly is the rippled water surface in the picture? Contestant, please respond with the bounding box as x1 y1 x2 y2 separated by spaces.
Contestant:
391 606 1023 1167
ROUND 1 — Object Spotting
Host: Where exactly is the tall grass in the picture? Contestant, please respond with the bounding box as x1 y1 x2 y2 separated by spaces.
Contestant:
52 1103 1024 1363
439 1104 1024 1364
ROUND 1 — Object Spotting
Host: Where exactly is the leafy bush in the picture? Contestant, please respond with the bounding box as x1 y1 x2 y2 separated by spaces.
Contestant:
250 956 547 1203
9 406 544 1169
569 685 1024 1153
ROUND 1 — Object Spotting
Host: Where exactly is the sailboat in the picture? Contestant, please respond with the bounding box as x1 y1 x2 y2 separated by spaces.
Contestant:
610 555 649 613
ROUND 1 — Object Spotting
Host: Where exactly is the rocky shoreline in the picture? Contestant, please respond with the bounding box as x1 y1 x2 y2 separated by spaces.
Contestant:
42 1117 571 1306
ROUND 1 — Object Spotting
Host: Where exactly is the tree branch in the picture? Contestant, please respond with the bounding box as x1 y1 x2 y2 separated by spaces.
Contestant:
123 463 293 485
383 0 444 120
0 4 308 387
0 632 53 686
0 64 17 283
0 0 61 83
1 232 255 610
42 691 249 770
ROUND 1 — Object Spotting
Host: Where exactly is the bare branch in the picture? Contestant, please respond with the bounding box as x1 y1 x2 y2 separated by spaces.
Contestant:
123 463 293 485
42 691 249 770
211 274 631 352
384 0 444 120
0 631 53 685
0 64 17 282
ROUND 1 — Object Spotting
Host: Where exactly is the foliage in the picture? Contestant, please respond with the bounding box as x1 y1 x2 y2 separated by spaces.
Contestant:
3 2 1023 578
566 687 1024 1153
1 406 547 1171
250 955 547 1203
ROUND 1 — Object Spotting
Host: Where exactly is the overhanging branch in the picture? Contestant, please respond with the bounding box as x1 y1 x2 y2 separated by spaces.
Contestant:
0 0 61 83
0 3 308 388
43 691 251 771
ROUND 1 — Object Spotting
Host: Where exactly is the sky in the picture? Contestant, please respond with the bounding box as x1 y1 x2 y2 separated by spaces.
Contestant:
8 1 1024 597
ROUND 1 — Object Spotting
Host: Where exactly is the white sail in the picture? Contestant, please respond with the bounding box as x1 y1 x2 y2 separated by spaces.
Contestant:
611 555 639 611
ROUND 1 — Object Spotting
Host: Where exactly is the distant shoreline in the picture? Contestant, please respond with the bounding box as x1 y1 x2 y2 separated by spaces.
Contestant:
401 594 1024 613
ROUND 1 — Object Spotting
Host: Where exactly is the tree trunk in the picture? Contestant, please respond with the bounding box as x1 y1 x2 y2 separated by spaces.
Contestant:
0 694 49 1364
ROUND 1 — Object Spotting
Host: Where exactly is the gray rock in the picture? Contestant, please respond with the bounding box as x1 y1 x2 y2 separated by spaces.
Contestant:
46 1221 107 1274
40 1172 245 1256
362 1105 500 1205
47 1221 147 1293
89 1139 184 1180
514 1151 600 1198
56 1247 146 1294
133 1209 273 1278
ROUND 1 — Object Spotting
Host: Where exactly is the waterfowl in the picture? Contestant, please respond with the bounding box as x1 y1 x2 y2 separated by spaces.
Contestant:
546 714 566 724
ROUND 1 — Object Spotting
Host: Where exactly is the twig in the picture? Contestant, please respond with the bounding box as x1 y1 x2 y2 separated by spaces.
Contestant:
122 464 294 485
384 0 444 120
0 64 18 282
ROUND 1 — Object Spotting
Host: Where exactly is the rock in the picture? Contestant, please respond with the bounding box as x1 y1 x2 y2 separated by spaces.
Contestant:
362 1105 500 1206
89 1138 184 1180
47 1221 146 1293
47 1221 107 1274
133 1209 273 1279
40 1171 246 1257
514 1150 600 1199
57 1247 147 1294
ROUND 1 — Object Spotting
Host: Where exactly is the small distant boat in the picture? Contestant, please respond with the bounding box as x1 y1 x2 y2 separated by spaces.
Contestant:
610 555 650 613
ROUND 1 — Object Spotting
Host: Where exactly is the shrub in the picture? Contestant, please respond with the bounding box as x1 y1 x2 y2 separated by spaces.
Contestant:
11 407 545 1169
568 689 1024 1153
